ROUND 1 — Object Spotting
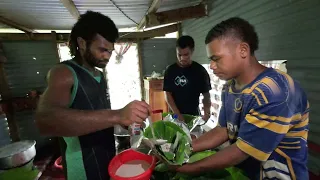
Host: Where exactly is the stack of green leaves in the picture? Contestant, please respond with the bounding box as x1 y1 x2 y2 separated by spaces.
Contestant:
143 120 192 165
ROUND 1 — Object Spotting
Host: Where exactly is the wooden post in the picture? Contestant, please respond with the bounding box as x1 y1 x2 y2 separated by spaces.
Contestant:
51 31 61 63
177 23 182 38
137 39 145 99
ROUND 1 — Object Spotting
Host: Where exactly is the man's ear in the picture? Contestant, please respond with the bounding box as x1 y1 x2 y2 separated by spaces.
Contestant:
239 42 250 59
77 37 86 51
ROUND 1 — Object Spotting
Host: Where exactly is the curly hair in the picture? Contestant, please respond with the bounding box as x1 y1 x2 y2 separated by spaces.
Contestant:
205 17 258 54
176 35 195 50
69 11 119 56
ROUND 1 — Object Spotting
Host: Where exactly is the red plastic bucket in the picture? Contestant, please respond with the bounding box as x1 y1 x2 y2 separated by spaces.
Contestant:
108 149 156 180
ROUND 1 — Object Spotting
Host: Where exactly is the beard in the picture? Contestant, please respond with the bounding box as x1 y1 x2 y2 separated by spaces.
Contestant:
84 48 109 69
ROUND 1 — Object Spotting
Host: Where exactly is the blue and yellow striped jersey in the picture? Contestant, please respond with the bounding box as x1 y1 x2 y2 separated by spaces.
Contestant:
218 68 309 180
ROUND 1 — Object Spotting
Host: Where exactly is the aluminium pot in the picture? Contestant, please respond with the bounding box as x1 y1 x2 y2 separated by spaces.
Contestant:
0 140 36 170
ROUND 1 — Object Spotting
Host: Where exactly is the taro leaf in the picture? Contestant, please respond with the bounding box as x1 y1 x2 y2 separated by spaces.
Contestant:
175 136 187 165
171 132 182 151
188 151 216 163
225 167 250 180
154 163 169 172
144 121 186 143
163 121 188 137
163 152 175 161
173 173 191 180
165 124 177 143
203 169 231 179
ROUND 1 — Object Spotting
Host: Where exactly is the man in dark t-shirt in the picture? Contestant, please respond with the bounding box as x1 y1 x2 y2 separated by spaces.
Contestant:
164 36 212 121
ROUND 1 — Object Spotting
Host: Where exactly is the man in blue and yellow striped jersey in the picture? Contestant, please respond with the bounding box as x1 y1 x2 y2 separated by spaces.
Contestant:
176 17 309 180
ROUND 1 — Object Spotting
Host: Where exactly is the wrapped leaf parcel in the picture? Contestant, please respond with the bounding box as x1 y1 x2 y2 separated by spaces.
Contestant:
143 120 193 165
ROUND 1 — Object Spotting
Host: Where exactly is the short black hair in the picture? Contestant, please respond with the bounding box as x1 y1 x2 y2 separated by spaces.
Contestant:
69 11 119 56
176 35 195 49
205 17 258 54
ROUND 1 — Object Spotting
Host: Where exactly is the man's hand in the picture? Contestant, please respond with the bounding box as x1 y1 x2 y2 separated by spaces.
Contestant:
118 100 151 126
202 113 210 122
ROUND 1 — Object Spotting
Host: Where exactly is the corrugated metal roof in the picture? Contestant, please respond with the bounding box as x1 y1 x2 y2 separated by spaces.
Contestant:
0 0 75 30
0 0 201 30
74 0 152 28
157 0 202 12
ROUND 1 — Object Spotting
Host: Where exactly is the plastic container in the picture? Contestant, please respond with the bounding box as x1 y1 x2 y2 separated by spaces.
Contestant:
108 149 156 180
129 123 143 148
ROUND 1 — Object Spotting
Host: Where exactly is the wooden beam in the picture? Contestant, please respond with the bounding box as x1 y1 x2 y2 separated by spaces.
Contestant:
121 24 178 39
145 3 207 28
0 24 178 41
137 0 162 30
0 16 35 34
60 0 80 19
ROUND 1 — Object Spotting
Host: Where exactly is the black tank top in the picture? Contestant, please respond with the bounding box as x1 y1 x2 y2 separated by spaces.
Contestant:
61 60 115 180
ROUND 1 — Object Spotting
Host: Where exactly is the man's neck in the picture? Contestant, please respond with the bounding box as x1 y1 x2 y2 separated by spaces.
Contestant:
234 57 267 90
74 55 96 73
177 61 193 68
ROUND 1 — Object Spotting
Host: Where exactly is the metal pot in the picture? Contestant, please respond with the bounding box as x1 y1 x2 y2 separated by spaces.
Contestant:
0 140 36 169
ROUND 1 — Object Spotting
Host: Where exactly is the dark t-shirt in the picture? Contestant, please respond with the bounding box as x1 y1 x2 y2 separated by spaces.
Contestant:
163 61 212 115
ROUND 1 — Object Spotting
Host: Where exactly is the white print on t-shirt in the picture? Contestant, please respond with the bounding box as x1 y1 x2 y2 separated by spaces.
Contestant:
174 75 188 87
227 122 238 133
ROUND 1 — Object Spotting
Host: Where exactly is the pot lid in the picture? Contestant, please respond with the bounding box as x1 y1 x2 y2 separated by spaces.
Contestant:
0 140 36 158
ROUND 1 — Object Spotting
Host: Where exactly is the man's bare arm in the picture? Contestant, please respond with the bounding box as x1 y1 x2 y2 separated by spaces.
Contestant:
192 126 229 152
164 91 184 121
36 65 150 137
177 144 248 174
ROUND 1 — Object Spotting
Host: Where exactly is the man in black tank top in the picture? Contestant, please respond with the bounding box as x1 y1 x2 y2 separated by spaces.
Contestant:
35 11 151 180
